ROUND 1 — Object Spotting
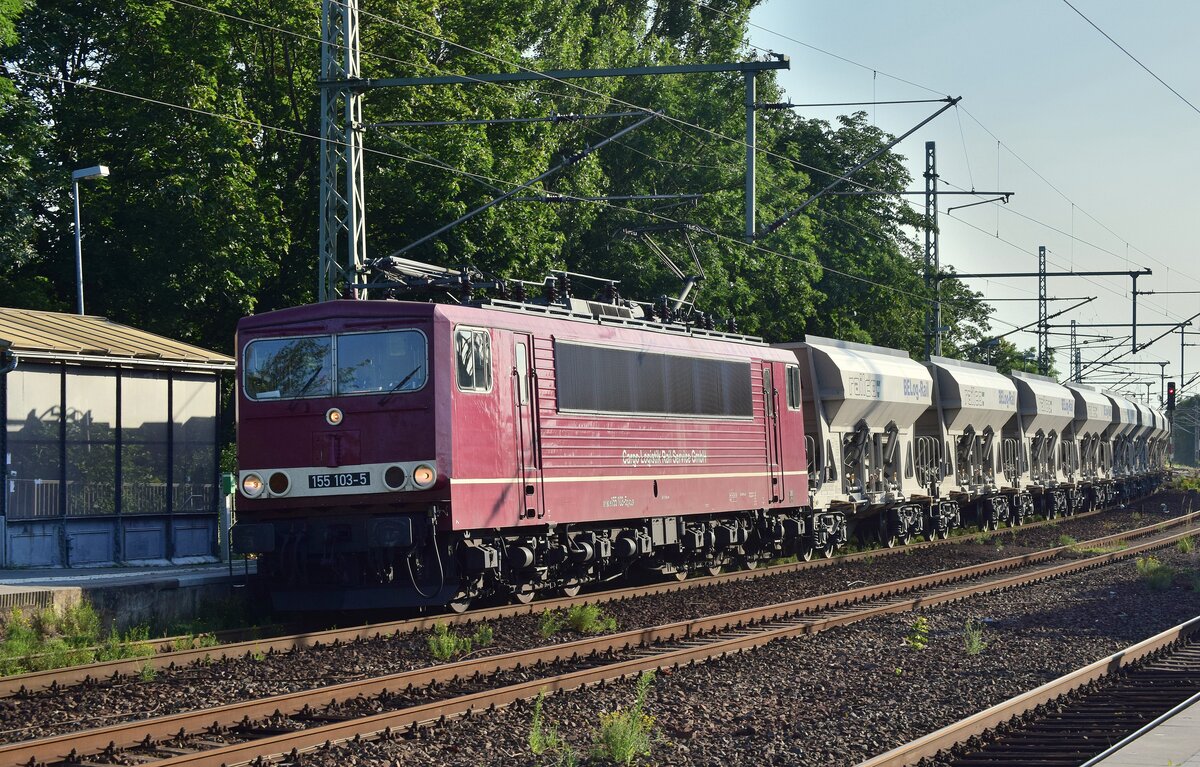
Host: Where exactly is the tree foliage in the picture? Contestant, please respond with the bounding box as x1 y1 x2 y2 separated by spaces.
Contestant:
1 0 991 359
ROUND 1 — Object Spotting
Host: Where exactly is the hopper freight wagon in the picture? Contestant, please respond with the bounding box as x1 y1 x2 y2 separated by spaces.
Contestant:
1005 372 1080 518
1065 383 1117 508
916 357 1020 531
778 336 949 548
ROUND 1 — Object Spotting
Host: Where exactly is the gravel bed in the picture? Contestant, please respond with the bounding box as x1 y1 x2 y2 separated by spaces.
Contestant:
0 493 1189 747
299 538 1200 766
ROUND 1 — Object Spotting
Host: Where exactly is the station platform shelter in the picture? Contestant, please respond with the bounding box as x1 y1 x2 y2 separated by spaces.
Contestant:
0 307 233 568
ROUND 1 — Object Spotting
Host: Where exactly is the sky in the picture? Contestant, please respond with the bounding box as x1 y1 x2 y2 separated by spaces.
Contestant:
747 0 1200 405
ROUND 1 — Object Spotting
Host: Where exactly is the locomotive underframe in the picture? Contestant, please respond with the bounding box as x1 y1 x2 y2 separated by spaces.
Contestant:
236 470 1166 611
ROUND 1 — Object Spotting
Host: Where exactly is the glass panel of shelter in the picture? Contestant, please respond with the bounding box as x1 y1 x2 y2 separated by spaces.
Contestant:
65 368 117 516
5 364 63 520
121 370 169 514
172 374 217 513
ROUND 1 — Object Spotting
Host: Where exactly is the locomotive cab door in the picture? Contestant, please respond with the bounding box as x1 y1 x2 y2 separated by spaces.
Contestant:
763 363 784 503
513 334 544 520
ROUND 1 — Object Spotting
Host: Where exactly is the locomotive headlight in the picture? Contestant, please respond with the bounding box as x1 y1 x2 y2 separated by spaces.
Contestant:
268 471 291 495
241 473 265 498
412 464 436 488
326 407 344 426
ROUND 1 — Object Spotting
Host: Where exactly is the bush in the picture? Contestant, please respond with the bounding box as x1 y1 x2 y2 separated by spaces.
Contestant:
1135 556 1175 591
539 609 566 638
538 605 617 637
904 616 930 651
592 671 656 765
1178 536 1195 555
1057 534 1078 547
566 604 617 635
472 623 495 648
427 623 474 661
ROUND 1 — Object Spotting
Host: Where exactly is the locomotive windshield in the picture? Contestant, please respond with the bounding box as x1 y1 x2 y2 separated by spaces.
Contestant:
244 336 333 400
337 330 427 394
243 330 427 401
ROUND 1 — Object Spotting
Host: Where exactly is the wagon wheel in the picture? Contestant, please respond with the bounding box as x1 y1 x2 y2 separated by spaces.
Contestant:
705 564 723 577
878 520 900 549
673 569 689 582
740 557 759 571
798 541 815 562
819 541 836 559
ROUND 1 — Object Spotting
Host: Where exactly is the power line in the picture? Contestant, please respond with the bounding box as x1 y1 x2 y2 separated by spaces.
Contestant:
13 65 1017 329
1061 0 1200 117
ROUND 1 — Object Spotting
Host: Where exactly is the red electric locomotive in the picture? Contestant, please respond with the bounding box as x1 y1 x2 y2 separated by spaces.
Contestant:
232 270 834 611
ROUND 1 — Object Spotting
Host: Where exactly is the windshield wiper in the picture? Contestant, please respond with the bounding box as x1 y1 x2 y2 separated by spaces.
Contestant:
378 364 423 404
287 367 324 411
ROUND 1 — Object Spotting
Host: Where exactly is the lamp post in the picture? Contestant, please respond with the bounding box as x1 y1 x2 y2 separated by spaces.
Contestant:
71 165 109 315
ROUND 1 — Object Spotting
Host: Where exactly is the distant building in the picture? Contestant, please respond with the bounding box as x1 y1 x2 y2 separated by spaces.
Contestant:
0 308 233 567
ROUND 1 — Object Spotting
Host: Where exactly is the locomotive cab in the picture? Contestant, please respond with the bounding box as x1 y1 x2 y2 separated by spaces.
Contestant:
232 301 456 609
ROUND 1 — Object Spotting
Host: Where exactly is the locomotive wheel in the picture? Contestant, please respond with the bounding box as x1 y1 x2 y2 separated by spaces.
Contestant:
448 594 473 614
938 526 950 540
798 543 815 562
819 542 836 559
561 584 582 598
740 558 759 571
514 586 536 605
705 564 723 577
673 569 689 582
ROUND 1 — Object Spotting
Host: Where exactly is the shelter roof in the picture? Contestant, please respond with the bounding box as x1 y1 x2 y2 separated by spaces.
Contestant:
0 307 233 371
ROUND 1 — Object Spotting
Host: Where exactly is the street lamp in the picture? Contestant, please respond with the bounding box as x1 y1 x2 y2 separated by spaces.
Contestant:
71 165 109 315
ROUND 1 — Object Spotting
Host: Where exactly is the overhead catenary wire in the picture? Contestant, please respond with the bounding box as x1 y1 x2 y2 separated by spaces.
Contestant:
176 0 1193 329
1060 0 1200 118
42 0 1178 360
12 65 1032 333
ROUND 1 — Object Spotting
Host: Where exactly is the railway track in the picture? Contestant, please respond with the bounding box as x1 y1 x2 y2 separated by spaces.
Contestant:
0 498 1166 698
857 616 1200 767
3 513 1195 767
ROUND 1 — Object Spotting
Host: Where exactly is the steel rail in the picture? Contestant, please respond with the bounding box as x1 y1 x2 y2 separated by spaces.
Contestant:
119 524 1200 767
855 615 1200 767
0 496 1171 699
4 514 1195 767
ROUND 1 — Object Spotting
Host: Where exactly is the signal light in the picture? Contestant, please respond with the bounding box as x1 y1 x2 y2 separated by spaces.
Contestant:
1167 381 1177 410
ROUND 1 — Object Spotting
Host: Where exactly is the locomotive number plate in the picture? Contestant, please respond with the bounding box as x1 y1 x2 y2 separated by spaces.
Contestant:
308 471 370 489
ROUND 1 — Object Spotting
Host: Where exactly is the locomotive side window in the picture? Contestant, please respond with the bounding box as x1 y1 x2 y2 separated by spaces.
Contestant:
455 328 493 392
785 365 801 410
337 330 427 395
243 336 333 400
555 341 752 417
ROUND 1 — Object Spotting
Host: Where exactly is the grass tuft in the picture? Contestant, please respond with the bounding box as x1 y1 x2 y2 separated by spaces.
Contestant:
963 619 987 656
0 602 154 677
1135 556 1175 591
591 671 656 765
